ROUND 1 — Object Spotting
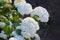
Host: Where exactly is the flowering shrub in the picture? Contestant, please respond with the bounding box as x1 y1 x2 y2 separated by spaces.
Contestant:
0 0 50 40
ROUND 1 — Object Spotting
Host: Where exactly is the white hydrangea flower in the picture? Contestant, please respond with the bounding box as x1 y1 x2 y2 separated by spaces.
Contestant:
21 31 31 38
21 17 39 31
17 3 33 15
15 35 25 40
34 34 40 40
14 0 26 7
0 31 8 39
0 22 6 28
9 37 18 40
31 6 49 22
21 17 39 37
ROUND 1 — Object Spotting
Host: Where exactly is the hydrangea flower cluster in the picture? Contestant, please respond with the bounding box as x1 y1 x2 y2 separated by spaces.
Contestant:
0 0 49 40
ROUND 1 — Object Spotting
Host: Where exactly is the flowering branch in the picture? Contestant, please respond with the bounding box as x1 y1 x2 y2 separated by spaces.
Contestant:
0 0 50 40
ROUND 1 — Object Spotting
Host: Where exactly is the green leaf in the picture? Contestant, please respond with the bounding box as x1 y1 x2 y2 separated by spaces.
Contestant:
33 15 39 20
4 25 13 35
12 12 19 22
3 6 11 14
16 29 21 35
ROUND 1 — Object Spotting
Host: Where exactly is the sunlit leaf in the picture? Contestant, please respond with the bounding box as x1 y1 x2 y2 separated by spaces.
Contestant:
4 25 13 35
12 12 19 22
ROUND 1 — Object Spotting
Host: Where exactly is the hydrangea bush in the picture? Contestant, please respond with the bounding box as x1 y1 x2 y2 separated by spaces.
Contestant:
0 0 50 40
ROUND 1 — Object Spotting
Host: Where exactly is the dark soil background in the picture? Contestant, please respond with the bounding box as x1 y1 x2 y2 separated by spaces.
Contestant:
26 0 60 40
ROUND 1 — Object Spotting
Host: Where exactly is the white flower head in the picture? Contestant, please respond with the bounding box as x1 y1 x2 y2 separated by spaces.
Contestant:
21 17 39 37
0 22 6 28
0 31 8 39
17 3 33 15
31 6 49 22
14 0 26 7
